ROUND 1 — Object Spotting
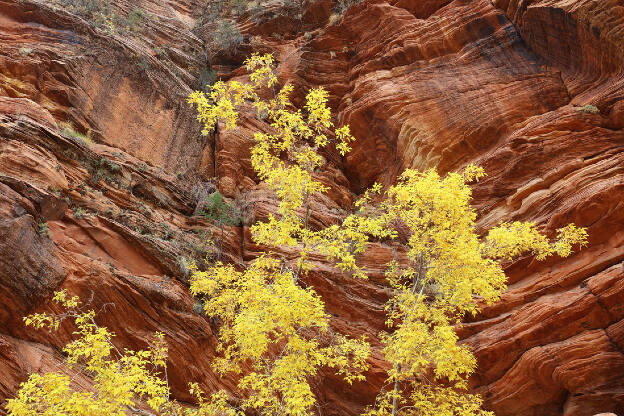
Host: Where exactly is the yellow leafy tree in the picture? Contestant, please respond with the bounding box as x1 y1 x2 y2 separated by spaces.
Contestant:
6 290 276 416
6 290 172 416
189 54 392 280
362 168 587 416
6 291 271 416
6 54 372 416
7 53 588 416
188 53 372 416
188 53 588 416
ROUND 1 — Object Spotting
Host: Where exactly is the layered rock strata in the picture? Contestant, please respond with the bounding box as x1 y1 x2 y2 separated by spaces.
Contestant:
0 0 623 415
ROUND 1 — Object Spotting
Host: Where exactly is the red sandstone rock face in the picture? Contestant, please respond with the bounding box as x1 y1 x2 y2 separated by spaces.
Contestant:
0 0 623 415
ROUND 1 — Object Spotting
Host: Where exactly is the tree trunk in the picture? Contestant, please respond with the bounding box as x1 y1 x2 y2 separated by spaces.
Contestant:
392 363 401 416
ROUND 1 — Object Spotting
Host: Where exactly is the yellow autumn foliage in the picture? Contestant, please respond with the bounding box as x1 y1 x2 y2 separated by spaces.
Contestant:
188 53 587 416
188 53 372 416
6 290 171 416
365 167 587 416
7 53 588 416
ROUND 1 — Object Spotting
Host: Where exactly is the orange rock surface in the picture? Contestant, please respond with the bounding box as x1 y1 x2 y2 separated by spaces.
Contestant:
0 0 623 415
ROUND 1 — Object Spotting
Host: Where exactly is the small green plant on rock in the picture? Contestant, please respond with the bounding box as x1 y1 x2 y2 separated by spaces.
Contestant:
199 190 241 227
72 207 87 219
158 222 175 240
197 66 218 91
38 221 50 238
280 0 306 19
230 0 249 15
192 300 205 314
199 191 241 260
579 104 599 114
247 0 263 18
60 122 93 147
154 46 167 59
211 19 243 54
184 229 216 265
177 256 192 278
125 7 145 31
88 157 120 185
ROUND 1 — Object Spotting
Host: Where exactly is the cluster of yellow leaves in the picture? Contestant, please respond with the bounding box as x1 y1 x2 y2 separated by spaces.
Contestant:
188 54 376 415
484 222 588 260
7 290 172 416
9 52 589 416
364 167 587 416
189 255 369 416
188 53 588 416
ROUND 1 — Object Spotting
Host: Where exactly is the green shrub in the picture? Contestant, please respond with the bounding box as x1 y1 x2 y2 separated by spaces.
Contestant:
126 8 145 31
178 256 192 277
136 55 151 71
88 158 120 185
248 1 263 19
280 0 305 18
231 0 249 15
200 190 241 226
60 122 93 147
192 300 205 314
196 0 225 26
154 46 167 59
72 207 87 219
328 0 362 24
579 104 599 114
198 66 218 91
158 222 175 240
211 19 243 54
38 221 50 237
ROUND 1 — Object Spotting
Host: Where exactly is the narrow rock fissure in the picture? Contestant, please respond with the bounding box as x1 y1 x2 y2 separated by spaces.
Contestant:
583 279 624 357
239 216 245 265
584 274 620 325
604 328 624 356
556 69 573 104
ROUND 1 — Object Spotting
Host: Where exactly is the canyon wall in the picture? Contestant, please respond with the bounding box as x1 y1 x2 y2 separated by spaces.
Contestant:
0 0 623 414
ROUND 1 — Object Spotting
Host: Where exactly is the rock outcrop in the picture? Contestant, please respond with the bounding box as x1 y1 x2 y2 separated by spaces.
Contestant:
0 0 623 415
